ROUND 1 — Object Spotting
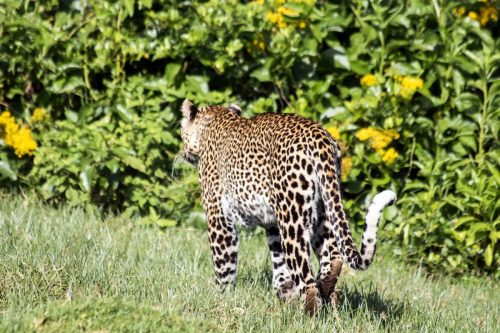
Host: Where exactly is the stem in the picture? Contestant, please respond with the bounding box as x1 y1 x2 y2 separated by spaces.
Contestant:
406 137 416 177
378 30 385 76
477 80 488 168
477 45 491 168
431 0 441 22
349 2 365 29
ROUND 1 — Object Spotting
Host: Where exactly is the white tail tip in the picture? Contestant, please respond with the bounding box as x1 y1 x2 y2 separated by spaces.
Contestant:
372 190 397 208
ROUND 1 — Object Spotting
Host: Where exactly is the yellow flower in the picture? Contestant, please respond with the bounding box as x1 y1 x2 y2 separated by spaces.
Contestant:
383 129 400 140
401 76 423 90
264 2 312 30
266 11 280 24
0 112 20 144
0 111 14 126
398 76 423 99
468 11 479 21
0 111 38 158
399 87 414 100
295 0 316 5
4 121 20 146
341 157 352 180
251 38 266 51
360 74 378 87
370 132 393 150
277 19 287 29
31 107 47 123
479 5 498 25
356 127 399 150
277 6 299 17
355 128 373 141
8 127 38 158
453 6 466 17
381 148 398 164
326 126 340 140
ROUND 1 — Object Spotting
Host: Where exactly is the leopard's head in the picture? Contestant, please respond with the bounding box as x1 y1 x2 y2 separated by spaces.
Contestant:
180 99 242 165
180 99 204 165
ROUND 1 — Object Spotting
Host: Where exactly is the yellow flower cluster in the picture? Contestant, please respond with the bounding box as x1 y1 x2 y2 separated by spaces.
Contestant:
360 74 378 87
263 0 312 29
258 0 316 5
454 2 498 26
266 7 299 29
356 127 399 164
381 148 398 164
251 38 266 51
477 4 498 25
356 127 399 149
30 108 47 123
325 125 351 178
0 111 38 158
341 157 352 180
31 107 47 123
394 75 424 99
453 6 466 17
326 126 340 140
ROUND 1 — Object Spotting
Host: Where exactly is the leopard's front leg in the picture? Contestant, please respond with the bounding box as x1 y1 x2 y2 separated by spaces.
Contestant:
206 202 239 288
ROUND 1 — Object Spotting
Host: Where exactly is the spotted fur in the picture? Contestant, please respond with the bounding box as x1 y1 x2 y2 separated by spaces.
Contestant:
180 99 397 314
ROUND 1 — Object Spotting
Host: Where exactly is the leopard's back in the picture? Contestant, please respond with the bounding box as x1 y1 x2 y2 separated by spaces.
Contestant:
199 113 327 229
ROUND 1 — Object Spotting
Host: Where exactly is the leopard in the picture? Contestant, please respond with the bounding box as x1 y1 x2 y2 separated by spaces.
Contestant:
179 99 397 314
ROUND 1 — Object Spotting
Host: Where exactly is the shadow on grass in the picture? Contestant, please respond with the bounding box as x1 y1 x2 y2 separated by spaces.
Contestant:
238 267 273 287
238 262 408 326
330 283 407 325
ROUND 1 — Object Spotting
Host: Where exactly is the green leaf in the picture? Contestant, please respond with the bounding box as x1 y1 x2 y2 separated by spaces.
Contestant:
112 148 146 173
225 39 243 57
79 167 96 192
185 75 209 94
383 205 398 221
0 160 17 180
115 104 134 123
165 63 181 85
250 67 271 82
452 143 467 156
484 244 493 267
458 135 477 152
50 75 85 94
155 219 177 227
138 0 152 8
123 156 146 173
454 93 481 112
123 0 135 17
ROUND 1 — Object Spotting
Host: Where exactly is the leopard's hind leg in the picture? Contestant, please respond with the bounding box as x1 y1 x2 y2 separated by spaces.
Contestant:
265 225 297 301
312 218 343 306
272 173 321 315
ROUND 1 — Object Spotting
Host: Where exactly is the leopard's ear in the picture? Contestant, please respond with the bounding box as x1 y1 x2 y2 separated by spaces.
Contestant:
228 103 242 116
181 99 198 120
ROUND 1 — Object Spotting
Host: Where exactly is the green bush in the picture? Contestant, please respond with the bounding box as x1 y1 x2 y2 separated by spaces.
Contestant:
0 0 498 275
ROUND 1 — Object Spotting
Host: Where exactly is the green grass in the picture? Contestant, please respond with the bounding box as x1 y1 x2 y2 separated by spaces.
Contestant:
0 197 499 333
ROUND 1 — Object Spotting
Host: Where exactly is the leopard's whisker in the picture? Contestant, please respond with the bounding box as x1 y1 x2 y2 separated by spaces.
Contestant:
171 151 186 178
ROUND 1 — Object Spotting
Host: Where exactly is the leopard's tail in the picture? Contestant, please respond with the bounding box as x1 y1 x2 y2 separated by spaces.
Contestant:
314 139 396 270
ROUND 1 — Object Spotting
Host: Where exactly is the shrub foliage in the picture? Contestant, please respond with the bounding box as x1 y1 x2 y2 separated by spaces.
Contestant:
0 0 498 276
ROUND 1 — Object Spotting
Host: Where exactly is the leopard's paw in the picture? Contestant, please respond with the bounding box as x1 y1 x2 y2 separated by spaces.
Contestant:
277 280 298 301
303 287 322 316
